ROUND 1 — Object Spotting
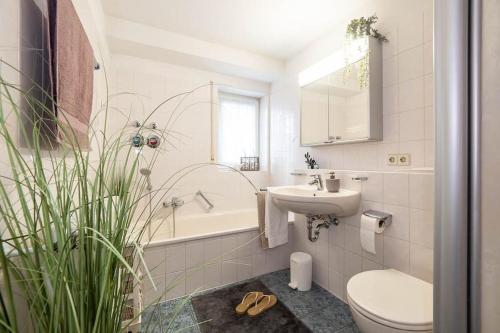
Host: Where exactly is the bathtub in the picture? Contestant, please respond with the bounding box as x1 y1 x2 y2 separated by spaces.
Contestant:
139 209 293 303
145 209 260 247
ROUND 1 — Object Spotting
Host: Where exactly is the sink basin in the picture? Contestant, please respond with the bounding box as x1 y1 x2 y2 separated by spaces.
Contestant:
268 185 360 216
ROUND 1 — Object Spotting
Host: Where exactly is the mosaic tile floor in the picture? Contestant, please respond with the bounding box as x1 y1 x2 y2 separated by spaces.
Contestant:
141 269 360 333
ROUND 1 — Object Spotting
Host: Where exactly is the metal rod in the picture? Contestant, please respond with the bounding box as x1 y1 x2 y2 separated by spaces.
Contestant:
196 190 214 210
470 0 482 331
434 0 469 331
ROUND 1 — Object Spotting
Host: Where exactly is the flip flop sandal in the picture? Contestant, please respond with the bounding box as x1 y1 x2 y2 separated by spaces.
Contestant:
247 294 277 317
235 291 264 315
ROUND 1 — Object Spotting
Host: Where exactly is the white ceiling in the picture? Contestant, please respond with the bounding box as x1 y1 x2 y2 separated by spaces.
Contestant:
102 0 370 60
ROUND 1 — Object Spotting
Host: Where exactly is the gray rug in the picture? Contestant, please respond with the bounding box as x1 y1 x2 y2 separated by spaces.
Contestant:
191 279 312 333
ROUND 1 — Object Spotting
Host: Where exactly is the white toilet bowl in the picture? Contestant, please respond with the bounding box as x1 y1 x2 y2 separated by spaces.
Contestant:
347 269 433 333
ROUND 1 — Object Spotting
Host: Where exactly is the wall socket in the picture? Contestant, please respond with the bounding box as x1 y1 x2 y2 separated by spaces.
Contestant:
387 153 411 166
398 153 411 166
387 154 398 166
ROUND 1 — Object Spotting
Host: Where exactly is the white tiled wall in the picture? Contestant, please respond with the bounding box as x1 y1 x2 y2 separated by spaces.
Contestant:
380 11 434 170
109 55 271 218
290 170 434 302
142 228 292 304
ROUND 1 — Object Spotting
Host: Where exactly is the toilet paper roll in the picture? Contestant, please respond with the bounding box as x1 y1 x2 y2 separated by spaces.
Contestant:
360 214 385 254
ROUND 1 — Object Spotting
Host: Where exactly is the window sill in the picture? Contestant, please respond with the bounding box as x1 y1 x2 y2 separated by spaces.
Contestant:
215 163 267 174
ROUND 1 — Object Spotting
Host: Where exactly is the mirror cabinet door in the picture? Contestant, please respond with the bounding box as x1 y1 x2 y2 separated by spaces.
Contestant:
300 75 329 145
328 59 370 142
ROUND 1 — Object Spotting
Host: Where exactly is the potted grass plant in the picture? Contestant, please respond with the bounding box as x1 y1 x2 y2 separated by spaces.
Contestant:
0 64 152 332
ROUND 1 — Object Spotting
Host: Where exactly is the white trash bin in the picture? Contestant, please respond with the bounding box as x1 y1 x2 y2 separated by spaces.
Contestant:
288 252 312 291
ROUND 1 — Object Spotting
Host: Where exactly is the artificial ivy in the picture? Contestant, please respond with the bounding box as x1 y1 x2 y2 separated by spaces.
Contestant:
344 15 388 88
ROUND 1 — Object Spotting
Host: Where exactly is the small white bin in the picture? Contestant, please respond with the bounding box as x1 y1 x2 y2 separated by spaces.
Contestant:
288 252 312 291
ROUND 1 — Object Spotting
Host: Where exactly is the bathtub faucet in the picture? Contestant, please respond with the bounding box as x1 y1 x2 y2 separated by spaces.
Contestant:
163 197 184 208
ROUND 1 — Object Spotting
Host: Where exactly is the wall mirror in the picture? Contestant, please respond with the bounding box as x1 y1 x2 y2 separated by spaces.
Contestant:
300 38 383 146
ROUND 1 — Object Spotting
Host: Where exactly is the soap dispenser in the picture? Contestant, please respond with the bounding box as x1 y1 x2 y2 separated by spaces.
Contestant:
325 171 340 193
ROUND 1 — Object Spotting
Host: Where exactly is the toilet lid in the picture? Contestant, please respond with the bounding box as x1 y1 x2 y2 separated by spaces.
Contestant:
347 269 433 330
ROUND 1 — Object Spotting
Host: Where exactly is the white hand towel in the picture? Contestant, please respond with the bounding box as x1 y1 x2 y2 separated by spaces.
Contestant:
264 189 288 248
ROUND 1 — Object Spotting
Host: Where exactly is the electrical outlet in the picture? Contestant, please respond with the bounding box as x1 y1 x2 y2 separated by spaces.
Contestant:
387 154 398 166
398 154 411 166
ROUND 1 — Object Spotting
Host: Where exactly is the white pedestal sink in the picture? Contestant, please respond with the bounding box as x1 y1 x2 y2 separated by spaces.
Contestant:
268 185 360 217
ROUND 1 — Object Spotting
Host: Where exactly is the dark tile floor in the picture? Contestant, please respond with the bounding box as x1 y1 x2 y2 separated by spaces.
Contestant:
141 269 360 333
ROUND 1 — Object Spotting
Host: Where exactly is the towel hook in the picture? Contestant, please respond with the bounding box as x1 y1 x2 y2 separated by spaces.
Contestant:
93 56 100 71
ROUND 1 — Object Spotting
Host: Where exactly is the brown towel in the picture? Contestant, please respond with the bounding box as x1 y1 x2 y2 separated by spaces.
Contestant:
49 0 93 148
256 191 269 249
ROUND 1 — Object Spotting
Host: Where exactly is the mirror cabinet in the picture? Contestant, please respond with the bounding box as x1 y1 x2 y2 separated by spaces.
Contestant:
300 38 383 146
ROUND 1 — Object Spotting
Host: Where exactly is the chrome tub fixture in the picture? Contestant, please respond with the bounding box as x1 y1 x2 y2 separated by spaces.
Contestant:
146 134 160 148
196 190 214 210
163 197 185 208
131 134 145 147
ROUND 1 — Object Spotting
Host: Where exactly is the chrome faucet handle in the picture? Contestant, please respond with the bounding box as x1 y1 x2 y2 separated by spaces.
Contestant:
308 174 324 190
163 197 184 208
308 174 319 183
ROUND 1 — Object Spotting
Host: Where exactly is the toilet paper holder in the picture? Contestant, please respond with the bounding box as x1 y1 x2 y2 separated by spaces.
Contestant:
362 210 392 228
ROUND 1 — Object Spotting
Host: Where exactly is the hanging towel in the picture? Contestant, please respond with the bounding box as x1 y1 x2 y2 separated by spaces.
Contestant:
264 188 288 248
49 0 93 148
256 191 269 249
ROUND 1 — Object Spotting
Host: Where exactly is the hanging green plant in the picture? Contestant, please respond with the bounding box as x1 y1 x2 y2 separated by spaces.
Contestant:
344 15 388 88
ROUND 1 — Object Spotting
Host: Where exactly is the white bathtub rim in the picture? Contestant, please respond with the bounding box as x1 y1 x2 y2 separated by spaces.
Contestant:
159 208 257 223
143 220 294 248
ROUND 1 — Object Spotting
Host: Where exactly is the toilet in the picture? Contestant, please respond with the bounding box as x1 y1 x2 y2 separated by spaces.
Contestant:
347 269 433 333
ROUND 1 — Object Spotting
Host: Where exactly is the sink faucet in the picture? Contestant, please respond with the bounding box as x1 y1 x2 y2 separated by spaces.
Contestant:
308 174 324 191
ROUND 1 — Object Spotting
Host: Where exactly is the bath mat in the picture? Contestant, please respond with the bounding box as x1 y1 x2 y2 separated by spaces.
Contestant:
191 279 311 333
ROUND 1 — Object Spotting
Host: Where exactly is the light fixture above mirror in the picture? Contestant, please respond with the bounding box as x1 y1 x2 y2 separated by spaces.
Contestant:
298 37 370 87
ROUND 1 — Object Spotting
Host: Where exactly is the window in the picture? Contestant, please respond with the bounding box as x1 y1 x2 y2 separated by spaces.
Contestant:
217 92 259 167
